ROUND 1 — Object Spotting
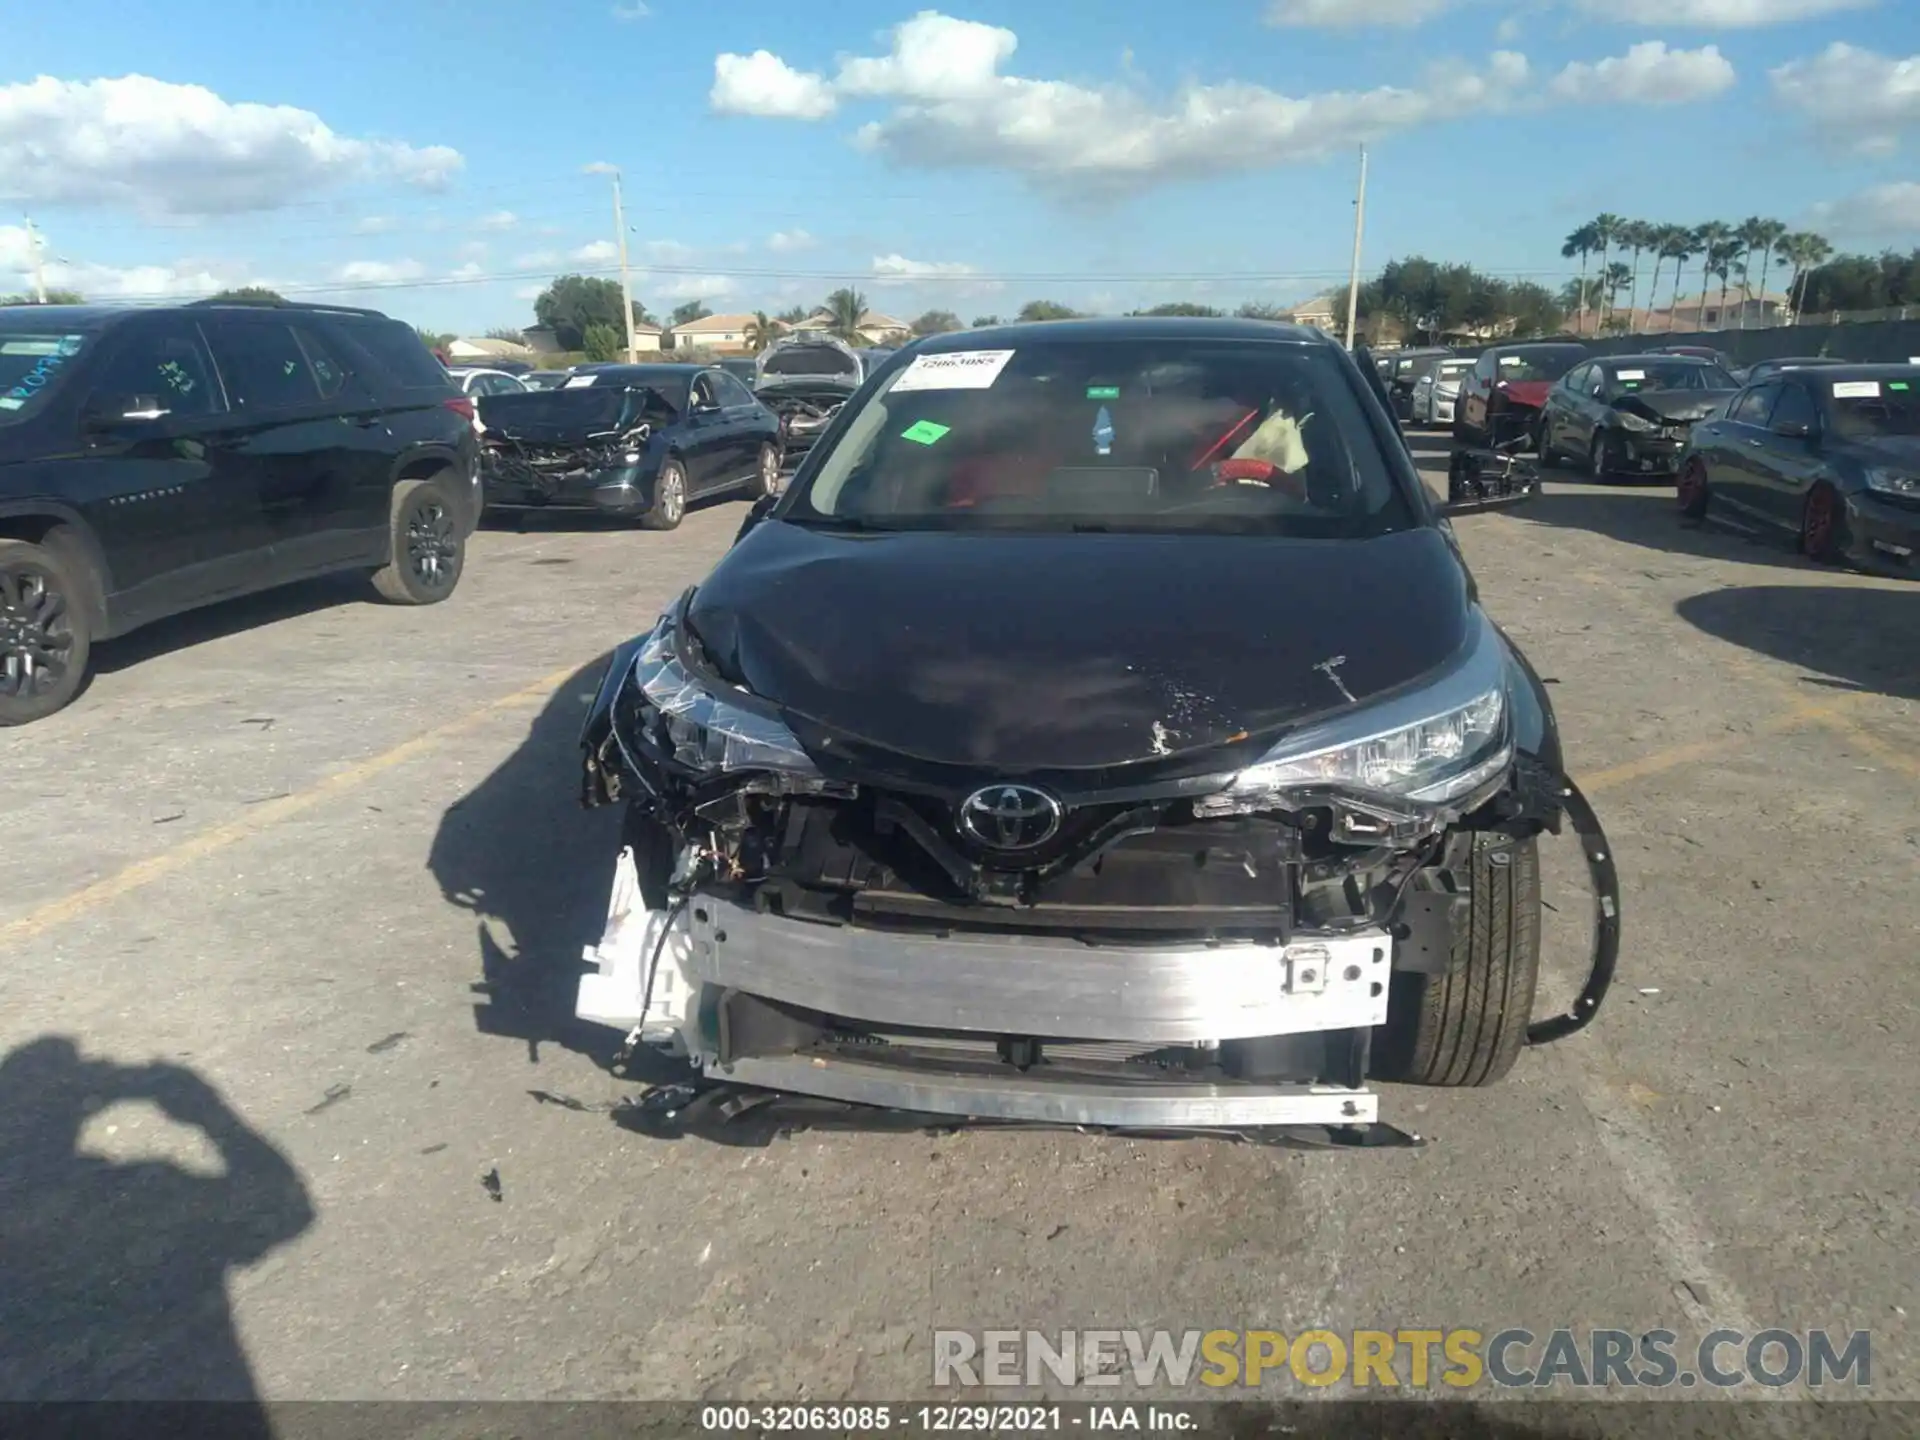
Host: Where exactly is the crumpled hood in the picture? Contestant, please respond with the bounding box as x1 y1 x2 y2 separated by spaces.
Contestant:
1493 380 1552 411
1613 388 1735 424
685 522 1473 770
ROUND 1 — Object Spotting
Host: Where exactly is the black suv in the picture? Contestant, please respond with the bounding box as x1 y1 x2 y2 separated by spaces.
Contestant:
0 300 481 725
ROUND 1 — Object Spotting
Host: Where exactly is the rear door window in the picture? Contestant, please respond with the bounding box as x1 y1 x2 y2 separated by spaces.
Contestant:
1728 384 1780 427
712 373 757 409
288 322 354 400
205 320 324 412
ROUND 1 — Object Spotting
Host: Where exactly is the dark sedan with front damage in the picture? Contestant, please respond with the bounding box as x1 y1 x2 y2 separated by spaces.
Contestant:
1678 363 1920 578
476 363 781 531
1537 354 1739 479
568 318 1619 1143
1454 342 1588 451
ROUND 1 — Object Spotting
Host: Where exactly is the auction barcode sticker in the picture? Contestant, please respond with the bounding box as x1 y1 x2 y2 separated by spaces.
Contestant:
890 349 1017 393
1832 380 1881 398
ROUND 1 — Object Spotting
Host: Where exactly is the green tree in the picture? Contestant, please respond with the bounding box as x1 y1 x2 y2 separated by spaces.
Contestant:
1 288 86 305
1561 223 1598 335
671 300 713 327
822 287 868 341
581 323 622 363
416 328 455 352
534 274 629 351
970 314 1002 327
1778 231 1834 320
911 309 963 336
1652 226 1695 332
1133 301 1223 317
1603 261 1634 324
1739 217 1789 329
1688 222 1733 330
1235 301 1289 320
1016 299 1081 322
206 286 285 305
777 305 810 325
1617 221 1655 329
744 310 777 351
1588 214 1625 328
483 325 526 342
1504 282 1563 338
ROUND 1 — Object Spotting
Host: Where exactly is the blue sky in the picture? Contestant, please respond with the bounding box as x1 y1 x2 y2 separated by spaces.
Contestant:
4 0 1917 334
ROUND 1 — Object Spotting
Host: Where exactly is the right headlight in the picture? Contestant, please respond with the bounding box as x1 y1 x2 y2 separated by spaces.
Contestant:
624 620 821 778
1194 612 1513 818
1864 467 1920 498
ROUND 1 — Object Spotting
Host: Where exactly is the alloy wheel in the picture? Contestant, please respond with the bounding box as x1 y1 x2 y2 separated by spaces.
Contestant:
658 467 685 524
0 563 75 701
405 500 458 591
1803 485 1838 561
1677 459 1709 517
759 445 780 494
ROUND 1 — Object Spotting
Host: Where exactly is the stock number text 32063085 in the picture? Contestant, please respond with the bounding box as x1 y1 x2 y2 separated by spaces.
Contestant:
701 1405 1067 1432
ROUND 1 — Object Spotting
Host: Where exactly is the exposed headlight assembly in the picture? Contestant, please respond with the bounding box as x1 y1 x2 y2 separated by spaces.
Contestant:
1194 612 1513 820
1865 467 1920 497
1611 409 1657 433
624 621 822 779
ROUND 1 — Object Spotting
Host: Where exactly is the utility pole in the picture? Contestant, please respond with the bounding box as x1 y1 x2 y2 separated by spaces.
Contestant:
24 215 48 303
609 171 638 363
1343 145 1368 350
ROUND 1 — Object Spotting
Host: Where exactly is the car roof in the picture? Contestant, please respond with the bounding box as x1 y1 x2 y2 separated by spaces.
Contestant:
1491 340 1587 352
0 304 134 329
1754 355 1846 365
580 363 710 379
910 316 1338 352
1772 363 1920 382
1600 353 1719 367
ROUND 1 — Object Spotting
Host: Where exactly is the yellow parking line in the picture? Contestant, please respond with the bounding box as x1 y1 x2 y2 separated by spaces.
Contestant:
1578 700 1839 796
0 662 582 950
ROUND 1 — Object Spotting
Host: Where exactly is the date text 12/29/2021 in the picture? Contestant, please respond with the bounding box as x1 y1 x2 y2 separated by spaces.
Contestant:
700 1405 1194 1433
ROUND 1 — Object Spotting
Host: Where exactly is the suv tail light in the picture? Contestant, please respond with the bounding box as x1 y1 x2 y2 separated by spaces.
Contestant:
443 396 477 421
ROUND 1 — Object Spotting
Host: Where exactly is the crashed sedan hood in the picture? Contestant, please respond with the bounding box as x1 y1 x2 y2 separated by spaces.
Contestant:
685 522 1472 770
1613 388 1735 424
1494 380 1552 411
476 387 667 443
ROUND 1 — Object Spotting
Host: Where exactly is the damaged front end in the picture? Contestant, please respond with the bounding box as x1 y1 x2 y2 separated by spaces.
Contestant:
1600 392 1727 477
572 594 1619 1140
477 386 675 513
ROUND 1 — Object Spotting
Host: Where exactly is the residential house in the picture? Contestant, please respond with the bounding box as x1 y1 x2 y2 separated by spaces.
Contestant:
1567 286 1790 337
447 336 536 362
665 313 764 354
1276 295 1340 332
518 322 663 355
790 309 913 346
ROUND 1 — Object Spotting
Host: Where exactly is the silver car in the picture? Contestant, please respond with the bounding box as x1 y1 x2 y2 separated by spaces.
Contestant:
1411 357 1474 426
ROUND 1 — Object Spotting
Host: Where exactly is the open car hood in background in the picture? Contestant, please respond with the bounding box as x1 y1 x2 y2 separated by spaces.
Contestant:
756 335 863 383
685 522 1474 771
1493 381 1553 410
1613 389 1737 424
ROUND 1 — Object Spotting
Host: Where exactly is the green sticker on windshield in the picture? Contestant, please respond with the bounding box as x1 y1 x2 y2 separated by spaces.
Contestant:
1891 382 1911 391
900 419 951 445
1086 385 1121 399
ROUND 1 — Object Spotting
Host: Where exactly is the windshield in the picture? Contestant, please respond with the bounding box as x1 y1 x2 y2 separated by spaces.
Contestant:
1824 376 1920 440
1493 347 1585 383
785 338 1416 538
0 329 91 424
1434 360 1473 382
1611 362 1735 392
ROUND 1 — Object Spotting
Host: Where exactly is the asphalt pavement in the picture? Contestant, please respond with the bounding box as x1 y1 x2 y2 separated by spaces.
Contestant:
1 451 1915 1428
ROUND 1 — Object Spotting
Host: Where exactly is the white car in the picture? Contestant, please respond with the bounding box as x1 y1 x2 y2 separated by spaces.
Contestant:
445 367 529 434
1411 357 1474 426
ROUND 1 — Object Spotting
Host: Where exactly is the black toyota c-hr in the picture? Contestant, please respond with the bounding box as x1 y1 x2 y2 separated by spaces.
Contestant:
570 318 1619 1141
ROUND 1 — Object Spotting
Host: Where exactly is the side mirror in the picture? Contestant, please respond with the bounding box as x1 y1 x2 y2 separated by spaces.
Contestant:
1772 421 1813 439
732 491 779 547
81 395 169 437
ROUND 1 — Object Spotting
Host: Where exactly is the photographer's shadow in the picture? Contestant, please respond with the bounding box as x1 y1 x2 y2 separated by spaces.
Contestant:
0 1037 314 1410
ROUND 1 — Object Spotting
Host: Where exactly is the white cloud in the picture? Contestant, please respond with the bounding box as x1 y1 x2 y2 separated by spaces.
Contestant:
0 74 462 215
336 258 426 284
870 253 1002 295
456 239 488 261
0 224 276 299
638 272 737 302
448 261 487 280
1809 181 1920 237
514 283 546 300
611 1 651 17
767 228 816 252
1266 0 1455 27
711 50 838 119
1771 43 1920 154
572 239 618 263
515 249 564 268
1574 0 1873 23
1549 42 1736 105
478 210 518 230
639 238 700 264
354 215 397 235
835 13 1018 99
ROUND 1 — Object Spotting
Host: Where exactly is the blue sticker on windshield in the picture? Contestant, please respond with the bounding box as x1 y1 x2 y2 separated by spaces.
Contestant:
1093 405 1114 456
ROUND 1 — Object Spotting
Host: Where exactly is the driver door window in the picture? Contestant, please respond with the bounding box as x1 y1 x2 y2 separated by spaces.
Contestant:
1769 384 1817 435
86 321 223 421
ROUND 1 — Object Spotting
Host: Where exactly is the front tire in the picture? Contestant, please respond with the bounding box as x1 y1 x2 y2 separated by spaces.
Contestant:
0 536 94 727
1801 481 1844 564
641 459 687 531
748 442 780 500
1537 418 1560 467
1677 456 1710 518
372 479 465 605
1374 834 1541 1088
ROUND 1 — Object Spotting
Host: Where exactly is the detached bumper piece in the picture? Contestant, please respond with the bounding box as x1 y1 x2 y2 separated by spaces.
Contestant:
1446 445 1541 513
481 442 650 512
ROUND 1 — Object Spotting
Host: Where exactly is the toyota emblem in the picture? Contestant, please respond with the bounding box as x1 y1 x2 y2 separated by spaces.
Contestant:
957 784 1063 850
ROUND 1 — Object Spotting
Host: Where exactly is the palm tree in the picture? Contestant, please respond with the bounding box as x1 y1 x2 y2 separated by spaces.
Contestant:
1654 226 1694 332
1778 231 1833 323
743 310 776 352
1737 217 1788 330
1603 262 1633 330
822 287 868 343
1589 214 1625 329
1689 222 1732 331
1619 221 1655 333
1561 223 1598 335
